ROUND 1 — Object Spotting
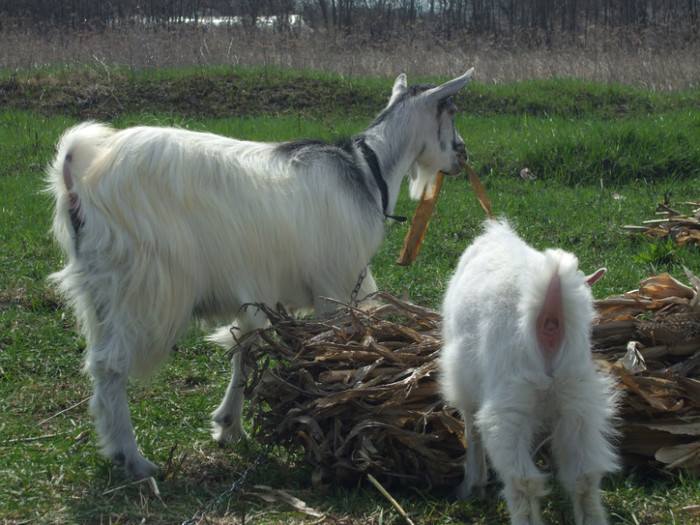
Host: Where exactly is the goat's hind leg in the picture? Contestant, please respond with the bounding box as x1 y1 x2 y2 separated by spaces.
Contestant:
209 315 264 444
87 344 157 480
211 349 252 442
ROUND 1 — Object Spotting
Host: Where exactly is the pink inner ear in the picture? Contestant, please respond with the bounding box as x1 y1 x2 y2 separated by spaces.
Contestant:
586 267 606 286
537 273 564 360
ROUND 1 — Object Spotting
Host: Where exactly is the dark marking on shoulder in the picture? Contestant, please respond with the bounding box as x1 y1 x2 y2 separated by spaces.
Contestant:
333 137 356 154
275 138 329 156
276 136 379 216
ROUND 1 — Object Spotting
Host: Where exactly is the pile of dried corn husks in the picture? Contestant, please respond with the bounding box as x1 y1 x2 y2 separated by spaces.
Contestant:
246 293 463 489
246 274 700 488
622 201 700 246
593 269 700 474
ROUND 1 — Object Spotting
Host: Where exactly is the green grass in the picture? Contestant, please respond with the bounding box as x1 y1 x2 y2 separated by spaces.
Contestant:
1 68 699 524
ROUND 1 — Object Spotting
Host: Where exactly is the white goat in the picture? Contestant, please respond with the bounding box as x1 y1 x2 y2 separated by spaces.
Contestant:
440 220 618 525
47 69 474 480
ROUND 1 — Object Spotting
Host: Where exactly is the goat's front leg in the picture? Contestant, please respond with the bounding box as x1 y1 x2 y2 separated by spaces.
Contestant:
477 399 550 525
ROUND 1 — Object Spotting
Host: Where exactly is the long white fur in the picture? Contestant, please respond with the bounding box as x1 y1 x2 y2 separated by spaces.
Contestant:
47 69 474 480
440 220 619 525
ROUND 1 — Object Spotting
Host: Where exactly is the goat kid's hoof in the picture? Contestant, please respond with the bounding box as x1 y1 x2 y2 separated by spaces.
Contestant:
113 452 159 480
456 481 486 501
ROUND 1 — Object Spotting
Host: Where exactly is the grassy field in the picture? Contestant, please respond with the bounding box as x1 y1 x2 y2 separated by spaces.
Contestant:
1 67 699 524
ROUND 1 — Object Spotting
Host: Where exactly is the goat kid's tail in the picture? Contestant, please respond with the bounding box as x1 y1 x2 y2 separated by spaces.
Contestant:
525 249 605 373
536 269 564 365
523 249 578 373
47 122 114 253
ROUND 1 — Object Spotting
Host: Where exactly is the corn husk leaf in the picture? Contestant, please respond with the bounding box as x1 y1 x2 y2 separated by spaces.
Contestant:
244 485 325 518
397 172 444 266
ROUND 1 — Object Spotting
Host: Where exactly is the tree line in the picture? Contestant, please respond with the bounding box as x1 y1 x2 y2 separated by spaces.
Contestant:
1 0 698 45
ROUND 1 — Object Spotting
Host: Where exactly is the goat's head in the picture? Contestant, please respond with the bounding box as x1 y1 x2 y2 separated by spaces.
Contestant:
388 69 474 199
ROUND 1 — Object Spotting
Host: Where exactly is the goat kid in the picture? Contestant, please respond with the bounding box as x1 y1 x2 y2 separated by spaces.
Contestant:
440 220 618 525
47 69 474 480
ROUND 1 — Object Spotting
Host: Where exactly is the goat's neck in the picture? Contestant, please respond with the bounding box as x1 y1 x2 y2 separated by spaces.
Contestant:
361 123 422 216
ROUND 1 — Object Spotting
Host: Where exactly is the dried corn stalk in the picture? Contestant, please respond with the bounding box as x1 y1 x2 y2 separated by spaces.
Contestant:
593 269 700 474
246 272 700 488
622 201 700 246
396 172 443 266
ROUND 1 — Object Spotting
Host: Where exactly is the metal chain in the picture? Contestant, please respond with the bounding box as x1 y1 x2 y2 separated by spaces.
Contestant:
181 443 272 525
350 266 368 306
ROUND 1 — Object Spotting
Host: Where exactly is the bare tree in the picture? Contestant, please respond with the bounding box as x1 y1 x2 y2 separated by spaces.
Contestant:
1 0 698 44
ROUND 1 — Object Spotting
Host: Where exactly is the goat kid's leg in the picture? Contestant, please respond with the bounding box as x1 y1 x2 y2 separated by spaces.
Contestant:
553 427 610 523
90 368 158 480
569 473 608 525
552 398 614 525
502 474 551 525
478 402 550 525
457 413 489 500
211 348 252 442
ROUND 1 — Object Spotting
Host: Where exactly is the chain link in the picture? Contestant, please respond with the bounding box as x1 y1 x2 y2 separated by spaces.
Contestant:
181 444 272 525
350 266 368 306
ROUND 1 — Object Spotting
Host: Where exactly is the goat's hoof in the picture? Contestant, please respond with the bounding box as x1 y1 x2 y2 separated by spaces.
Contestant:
212 420 249 444
114 452 159 480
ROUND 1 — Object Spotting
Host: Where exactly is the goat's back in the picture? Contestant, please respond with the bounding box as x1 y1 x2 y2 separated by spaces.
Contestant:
48 123 384 310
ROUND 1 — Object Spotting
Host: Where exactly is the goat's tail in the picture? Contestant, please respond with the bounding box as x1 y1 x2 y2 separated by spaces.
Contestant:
46 122 114 254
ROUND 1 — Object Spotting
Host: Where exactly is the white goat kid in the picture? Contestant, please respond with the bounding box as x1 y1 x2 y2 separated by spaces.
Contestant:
47 69 474 480
440 220 618 525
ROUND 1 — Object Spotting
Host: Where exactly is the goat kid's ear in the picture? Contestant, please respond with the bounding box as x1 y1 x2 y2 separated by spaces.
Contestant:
389 73 408 105
422 67 475 106
586 267 606 286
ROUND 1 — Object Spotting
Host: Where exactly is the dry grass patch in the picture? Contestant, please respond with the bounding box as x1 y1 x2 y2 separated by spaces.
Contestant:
1 25 699 90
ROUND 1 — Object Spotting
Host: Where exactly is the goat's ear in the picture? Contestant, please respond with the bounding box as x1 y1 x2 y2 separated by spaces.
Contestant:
422 68 474 106
389 74 408 104
586 268 606 286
